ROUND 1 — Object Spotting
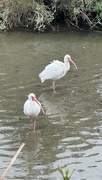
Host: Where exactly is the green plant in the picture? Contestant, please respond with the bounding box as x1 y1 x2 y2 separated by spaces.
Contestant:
0 0 102 31
0 0 54 31
58 167 75 180
34 3 54 31
0 8 9 30
93 2 102 11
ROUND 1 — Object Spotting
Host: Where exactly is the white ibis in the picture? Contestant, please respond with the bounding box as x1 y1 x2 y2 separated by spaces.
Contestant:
39 54 77 92
23 93 45 131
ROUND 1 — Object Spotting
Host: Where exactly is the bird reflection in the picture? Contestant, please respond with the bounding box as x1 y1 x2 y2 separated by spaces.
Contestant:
39 92 67 123
23 130 40 172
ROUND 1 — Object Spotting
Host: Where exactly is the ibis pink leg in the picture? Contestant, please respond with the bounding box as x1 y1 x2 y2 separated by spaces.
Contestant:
30 116 33 128
52 80 56 93
34 119 36 132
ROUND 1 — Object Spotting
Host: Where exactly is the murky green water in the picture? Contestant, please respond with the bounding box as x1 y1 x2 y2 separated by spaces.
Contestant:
0 30 102 180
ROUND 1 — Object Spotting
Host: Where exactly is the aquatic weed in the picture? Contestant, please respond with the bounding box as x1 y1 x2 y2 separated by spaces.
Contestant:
58 167 75 180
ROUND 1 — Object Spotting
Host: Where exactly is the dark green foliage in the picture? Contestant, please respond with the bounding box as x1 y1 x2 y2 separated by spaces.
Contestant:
55 0 102 29
0 0 102 31
0 0 54 31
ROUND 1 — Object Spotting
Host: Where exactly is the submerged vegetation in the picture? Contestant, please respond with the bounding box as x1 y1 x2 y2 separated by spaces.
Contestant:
0 0 102 31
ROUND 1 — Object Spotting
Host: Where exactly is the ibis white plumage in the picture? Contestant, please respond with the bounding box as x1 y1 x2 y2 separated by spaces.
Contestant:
39 54 77 92
23 93 44 131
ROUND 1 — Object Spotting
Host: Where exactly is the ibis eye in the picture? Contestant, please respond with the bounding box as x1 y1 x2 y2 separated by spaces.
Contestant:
31 96 34 100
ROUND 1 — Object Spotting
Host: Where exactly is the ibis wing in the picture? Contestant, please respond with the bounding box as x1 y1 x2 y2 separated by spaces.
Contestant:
45 60 64 71
23 100 30 116
39 60 65 82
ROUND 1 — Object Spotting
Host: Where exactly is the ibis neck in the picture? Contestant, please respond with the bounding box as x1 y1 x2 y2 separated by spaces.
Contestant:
65 61 70 69
29 99 35 105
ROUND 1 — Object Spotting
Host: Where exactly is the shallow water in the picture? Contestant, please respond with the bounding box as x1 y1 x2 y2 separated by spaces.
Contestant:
0 30 102 180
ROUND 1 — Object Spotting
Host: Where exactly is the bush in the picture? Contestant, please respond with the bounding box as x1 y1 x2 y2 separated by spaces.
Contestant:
55 0 102 29
0 0 102 31
0 0 54 31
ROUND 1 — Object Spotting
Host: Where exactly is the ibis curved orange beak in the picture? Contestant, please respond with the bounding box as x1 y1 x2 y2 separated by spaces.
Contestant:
33 96 45 114
69 58 77 69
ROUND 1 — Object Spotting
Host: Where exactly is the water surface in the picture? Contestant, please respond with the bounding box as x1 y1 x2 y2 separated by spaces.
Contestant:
0 30 102 179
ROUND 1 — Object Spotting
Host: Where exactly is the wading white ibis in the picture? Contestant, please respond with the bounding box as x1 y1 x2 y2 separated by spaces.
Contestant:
23 93 45 131
39 54 77 93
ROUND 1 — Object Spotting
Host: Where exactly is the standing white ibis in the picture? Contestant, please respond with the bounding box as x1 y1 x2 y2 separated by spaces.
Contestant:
23 93 45 131
39 54 77 92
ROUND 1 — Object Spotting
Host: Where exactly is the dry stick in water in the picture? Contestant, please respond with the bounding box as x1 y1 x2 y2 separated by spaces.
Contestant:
0 143 25 180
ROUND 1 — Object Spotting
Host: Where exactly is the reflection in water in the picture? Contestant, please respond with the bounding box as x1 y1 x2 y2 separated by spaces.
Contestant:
23 131 40 173
0 31 102 179
39 92 67 123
